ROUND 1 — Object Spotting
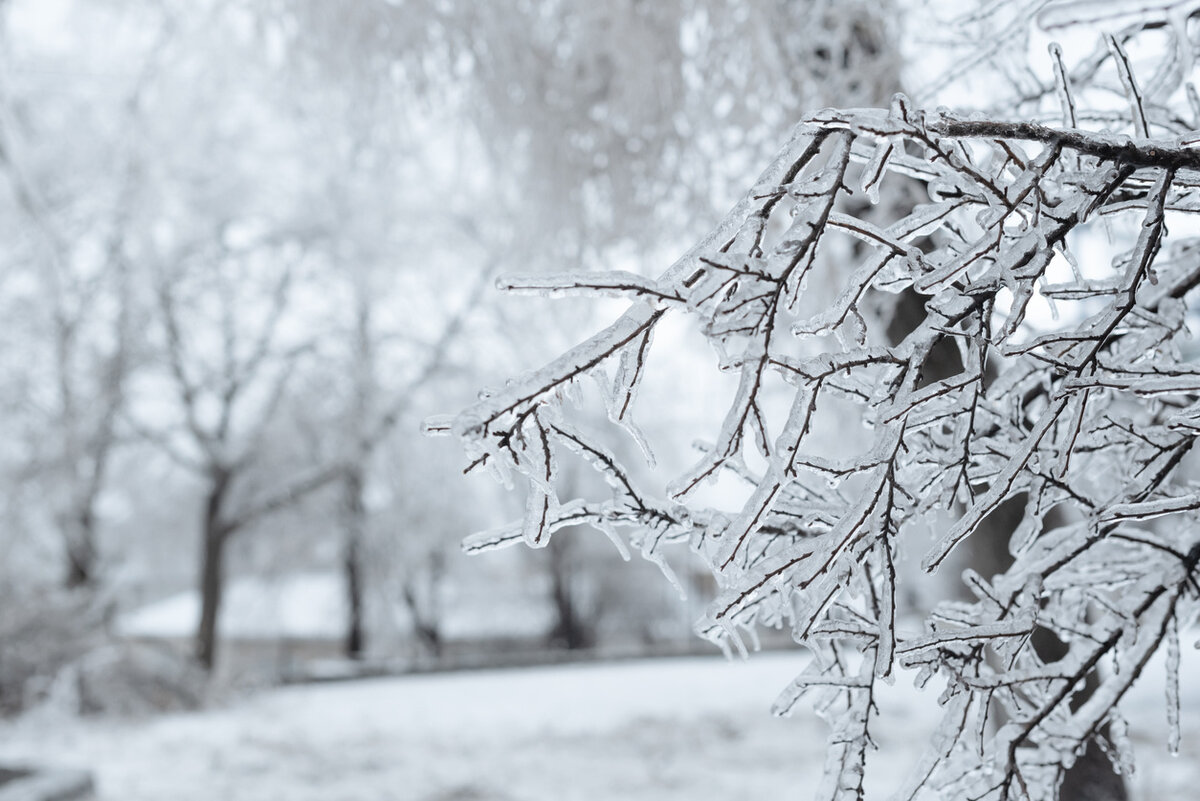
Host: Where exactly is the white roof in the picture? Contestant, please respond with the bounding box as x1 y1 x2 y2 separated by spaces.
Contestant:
117 572 557 642
118 572 346 640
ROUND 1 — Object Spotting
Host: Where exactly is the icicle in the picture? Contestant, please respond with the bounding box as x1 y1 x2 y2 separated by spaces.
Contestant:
1008 506 1043 556
716 615 750 659
749 401 771 460
1167 612 1181 755
1059 242 1084 284
745 622 762 652
522 487 554 548
1188 82 1200 130
618 415 657 468
971 692 990 758
645 549 687 600
487 453 515 490
561 379 584 409
596 518 632 562
609 338 645 416
668 362 761 500
1107 712 1137 777
607 331 658 467
834 307 868 349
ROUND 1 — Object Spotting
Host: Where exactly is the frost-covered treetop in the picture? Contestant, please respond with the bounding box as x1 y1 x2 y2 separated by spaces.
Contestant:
435 9 1200 801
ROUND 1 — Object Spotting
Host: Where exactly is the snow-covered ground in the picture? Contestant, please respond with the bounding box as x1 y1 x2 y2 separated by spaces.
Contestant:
0 650 1196 800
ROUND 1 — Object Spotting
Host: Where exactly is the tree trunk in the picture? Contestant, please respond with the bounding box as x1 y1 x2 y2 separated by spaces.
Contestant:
194 468 232 672
888 290 1127 801
547 534 594 650
63 507 96 590
401 565 443 660
341 465 366 659
410 605 442 659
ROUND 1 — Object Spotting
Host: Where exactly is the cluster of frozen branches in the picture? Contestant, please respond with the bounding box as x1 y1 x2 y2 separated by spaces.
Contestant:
436 11 1200 801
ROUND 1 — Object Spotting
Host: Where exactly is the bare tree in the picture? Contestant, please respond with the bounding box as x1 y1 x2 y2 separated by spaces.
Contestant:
143 243 344 671
336 260 490 658
0 4 165 589
442 6 1200 800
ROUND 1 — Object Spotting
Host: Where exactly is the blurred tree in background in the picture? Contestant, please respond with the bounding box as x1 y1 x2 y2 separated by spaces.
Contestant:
0 0 913 694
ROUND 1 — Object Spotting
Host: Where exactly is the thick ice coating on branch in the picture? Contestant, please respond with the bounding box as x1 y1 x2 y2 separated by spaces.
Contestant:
441 18 1200 799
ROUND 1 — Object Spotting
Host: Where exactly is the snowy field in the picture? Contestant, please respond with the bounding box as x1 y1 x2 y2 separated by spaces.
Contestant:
0 650 1197 800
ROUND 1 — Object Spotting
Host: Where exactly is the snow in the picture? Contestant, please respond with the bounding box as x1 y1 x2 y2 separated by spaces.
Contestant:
0 648 1196 800
0 654 820 801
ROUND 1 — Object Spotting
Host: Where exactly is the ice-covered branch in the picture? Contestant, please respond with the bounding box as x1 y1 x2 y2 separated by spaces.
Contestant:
444 21 1200 800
